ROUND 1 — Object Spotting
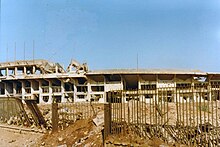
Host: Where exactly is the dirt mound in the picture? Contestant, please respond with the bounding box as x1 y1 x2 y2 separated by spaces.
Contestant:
38 118 103 147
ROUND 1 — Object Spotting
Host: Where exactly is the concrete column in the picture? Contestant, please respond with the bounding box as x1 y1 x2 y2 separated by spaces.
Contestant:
192 79 196 102
208 79 211 101
87 79 91 101
21 81 25 100
30 81 34 99
73 80 77 102
120 75 124 90
32 66 36 74
6 68 9 76
48 80 53 103
14 67 17 76
104 76 106 102
55 66 58 73
23 67 26 75
138 75 141 90
61 81 66 103
39 80 43 104
174 75 177 103
120 75 125 102
156 74 159 102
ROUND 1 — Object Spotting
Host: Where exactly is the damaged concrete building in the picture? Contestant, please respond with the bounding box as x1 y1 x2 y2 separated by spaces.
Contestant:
0 59 220 104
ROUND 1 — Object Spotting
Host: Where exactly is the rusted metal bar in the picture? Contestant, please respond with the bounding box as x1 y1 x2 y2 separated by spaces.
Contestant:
106 85 220 146
214 85 218 146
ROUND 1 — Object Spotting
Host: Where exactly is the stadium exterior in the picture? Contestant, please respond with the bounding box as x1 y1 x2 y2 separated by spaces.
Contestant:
0 59 220 104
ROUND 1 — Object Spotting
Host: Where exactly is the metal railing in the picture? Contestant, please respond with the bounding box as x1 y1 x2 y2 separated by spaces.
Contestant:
105 85 220 146
52 102 104 131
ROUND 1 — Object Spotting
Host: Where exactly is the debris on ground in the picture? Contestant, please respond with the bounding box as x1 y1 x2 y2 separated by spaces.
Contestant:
37 118 103 147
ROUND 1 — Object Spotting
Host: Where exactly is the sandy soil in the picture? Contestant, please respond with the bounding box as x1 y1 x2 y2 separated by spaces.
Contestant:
0 118 103 147
36 119 103 147
0 127 43 147
0 101 218 147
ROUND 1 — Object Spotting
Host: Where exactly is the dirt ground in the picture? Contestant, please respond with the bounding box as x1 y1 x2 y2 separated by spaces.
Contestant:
0 127 44 147
0 118 103 147
0 103 104 147
36 119 103 147
0 101 219 147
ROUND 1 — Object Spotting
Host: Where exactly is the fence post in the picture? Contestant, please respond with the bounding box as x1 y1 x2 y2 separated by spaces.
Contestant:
52 102 58 132
104 102 111 142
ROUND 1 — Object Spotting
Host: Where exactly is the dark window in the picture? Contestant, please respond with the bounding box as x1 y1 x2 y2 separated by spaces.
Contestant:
78 95 85 99
77 86 88 92
78 78 87 85
91 86 104 92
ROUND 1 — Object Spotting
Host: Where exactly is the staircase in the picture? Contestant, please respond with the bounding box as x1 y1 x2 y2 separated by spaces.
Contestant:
25 100 46 127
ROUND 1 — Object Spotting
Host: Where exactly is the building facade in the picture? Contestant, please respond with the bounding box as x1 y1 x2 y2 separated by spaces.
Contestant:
0 59 220 103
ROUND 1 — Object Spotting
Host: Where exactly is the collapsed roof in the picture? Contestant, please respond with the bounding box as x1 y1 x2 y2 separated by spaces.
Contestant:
0 59 65 74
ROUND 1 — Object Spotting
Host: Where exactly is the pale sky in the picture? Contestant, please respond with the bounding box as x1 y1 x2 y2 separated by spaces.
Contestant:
1 0 220 71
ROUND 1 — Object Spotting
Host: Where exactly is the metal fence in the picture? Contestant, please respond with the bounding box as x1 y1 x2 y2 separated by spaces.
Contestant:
105 84 220 146
52 102 104 131
0 97 30 126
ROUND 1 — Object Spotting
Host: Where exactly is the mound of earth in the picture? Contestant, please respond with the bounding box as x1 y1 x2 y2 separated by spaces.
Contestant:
38 118 103 147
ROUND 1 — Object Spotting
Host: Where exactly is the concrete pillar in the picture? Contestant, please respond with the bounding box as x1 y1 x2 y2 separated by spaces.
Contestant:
32 66 36 74
14 67 17 76
174 75 177 103
208 79 211 101
87 79 91 101
39 80 43 104
120 75 124 90
192 79 196 102
73 79 77 102
21 81 25 100
156 74 159 102
138 75 141 90
30 81 34 99
61 81 66 103
48 80 53 103
104 76 107 102
6 68 9 76
23 67 26 75
55 66 58 73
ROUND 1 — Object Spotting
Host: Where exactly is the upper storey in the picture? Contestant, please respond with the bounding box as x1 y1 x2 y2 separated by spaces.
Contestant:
0 59 87 80
0 59 64 74
1 59 220 82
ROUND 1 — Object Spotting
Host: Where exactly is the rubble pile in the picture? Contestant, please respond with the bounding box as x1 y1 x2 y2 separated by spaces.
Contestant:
0 114 30 128
38 117 104 147
0 103 105 146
